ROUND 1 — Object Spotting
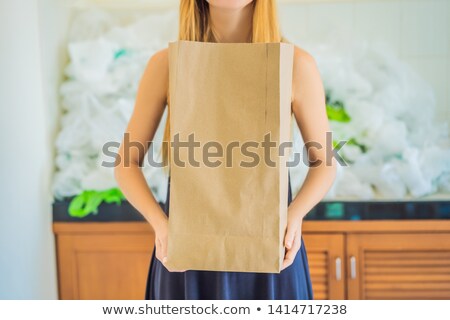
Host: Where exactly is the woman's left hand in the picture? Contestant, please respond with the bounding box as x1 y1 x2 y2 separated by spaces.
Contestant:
281 208 303 271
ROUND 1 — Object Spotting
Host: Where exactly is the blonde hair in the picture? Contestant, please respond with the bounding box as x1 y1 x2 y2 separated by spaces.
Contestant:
161 0 282 169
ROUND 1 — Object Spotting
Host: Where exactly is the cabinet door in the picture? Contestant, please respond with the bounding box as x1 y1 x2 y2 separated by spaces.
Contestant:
302 234 346 299
347 233 450 300
57 232 154 299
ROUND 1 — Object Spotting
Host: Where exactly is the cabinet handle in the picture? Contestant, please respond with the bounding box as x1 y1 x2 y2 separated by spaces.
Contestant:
350 256 357 279
335 257 342 281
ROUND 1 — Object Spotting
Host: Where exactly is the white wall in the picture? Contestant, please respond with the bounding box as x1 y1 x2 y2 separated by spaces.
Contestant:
0 0 71 299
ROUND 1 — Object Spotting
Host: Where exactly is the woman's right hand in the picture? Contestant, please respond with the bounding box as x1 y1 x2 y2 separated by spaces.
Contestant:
152 215 187 272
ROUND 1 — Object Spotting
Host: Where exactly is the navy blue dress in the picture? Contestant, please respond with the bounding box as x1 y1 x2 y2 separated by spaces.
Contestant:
145 174 314 300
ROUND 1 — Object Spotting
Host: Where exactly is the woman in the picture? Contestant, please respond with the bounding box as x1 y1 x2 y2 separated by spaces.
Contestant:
114 0 337 300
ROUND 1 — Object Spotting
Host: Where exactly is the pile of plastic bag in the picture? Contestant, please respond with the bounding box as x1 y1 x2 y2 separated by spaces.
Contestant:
52 9 177 203
289 30 450 199
52 8 450 203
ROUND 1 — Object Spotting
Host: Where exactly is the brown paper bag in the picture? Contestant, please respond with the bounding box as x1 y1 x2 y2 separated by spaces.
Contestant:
166 40 294 273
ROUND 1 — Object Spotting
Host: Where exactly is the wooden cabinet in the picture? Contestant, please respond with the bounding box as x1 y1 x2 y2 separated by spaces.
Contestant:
53 220 450 300
346 233 450 300
54 223 155 300
302 234 346 299
302 221 450 300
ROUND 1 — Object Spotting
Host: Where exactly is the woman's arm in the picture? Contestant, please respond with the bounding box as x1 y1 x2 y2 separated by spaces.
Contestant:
114 48 169 231
289 46 337 221
282 47 337 270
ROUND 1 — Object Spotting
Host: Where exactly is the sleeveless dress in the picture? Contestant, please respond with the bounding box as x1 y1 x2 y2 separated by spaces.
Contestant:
145 173 314 300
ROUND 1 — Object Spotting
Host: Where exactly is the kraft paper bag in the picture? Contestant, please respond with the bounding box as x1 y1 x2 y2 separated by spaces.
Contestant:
165 40 294 273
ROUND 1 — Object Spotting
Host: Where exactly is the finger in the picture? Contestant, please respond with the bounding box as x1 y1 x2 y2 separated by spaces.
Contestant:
155 238 162 262
281 253 293 271
282 237 301 270
160 238 168 264
282 248 295 269
294 230 302 250
284 223 296 249
281 229 298 270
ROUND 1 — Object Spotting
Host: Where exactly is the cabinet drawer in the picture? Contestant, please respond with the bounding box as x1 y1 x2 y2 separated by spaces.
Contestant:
56 232 155 299
303 233 346 299
347 233 450 300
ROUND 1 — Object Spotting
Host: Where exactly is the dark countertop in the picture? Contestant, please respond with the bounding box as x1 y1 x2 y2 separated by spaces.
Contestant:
52 198 450 222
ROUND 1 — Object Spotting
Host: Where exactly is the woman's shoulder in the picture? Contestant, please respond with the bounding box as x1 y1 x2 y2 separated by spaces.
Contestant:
146 47 169 72
281 37 318 74
288 44 322 103
292 45 317 73
141 47 169 101
291 44 320 88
